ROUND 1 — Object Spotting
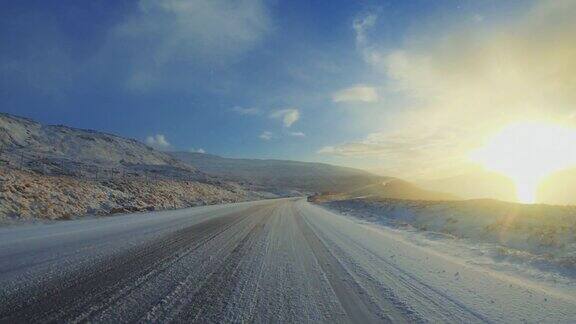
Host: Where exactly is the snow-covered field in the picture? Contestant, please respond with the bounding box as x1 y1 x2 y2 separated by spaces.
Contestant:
322 198 576 286
1 198 575 322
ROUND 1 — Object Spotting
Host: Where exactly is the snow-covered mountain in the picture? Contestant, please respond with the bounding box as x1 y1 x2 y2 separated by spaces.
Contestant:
0 113 203 180
0 113 250 221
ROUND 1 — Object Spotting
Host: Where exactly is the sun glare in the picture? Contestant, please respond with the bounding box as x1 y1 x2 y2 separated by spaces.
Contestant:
470 122 576 203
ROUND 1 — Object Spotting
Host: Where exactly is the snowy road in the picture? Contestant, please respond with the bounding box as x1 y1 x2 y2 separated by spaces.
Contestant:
1 198 575 323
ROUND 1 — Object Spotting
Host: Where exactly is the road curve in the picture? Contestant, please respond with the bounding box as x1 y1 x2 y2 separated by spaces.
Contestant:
1 198 575 323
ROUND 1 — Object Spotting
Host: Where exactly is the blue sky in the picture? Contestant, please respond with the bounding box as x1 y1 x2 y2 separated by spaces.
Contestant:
4 0 574 180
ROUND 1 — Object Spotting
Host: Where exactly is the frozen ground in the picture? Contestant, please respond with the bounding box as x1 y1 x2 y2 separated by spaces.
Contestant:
1 198 575 322
322 198 576 279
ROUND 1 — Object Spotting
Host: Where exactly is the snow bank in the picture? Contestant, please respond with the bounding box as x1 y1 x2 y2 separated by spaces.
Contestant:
322 198 576 276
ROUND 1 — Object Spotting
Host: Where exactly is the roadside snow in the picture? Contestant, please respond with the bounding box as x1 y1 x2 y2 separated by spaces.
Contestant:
321 198 576 288
302 200 576 322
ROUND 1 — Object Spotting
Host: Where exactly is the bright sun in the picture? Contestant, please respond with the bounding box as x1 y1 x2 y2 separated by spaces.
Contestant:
470 122 576 203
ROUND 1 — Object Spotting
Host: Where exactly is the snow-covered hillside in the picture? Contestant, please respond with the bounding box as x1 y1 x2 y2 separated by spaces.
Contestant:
0 113 259 221
0 113 202 180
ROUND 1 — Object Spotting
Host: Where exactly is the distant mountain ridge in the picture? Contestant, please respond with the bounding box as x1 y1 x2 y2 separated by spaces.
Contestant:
347 179 459 201
419 169 576 205
171 151 458 201
171 151 387 194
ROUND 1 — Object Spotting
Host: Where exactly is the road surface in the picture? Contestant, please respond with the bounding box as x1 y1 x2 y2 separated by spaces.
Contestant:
1 198 575 323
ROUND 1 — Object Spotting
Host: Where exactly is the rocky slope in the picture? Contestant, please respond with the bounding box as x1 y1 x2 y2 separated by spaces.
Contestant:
0 167 249 224
0 113 255 222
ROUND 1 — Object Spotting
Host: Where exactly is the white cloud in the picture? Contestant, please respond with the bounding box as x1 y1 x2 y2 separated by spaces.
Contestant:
190 148 206 153
259 131 273 141
332 85 379 103
117 0 272 89
318 127 471 178
289 131 306 137
352 12 385 68
270 108 300 128
231 106 260 115
146 134 171 149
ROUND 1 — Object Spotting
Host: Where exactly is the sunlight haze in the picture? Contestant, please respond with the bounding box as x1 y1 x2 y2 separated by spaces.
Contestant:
3 0 576 204
470 122 576 203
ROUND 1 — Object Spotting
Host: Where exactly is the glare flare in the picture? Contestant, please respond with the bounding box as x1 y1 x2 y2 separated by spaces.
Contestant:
470 122 576 203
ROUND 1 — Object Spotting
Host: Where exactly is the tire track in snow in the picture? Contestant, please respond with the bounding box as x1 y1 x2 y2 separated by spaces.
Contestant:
293 205 407 323
173 210 271 322
0 204 265 323
298 200 493 323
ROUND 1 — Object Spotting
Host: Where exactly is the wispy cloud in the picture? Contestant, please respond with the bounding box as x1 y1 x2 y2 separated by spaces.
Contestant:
1 0 273 94
318 127 472 178
117 0 272 90
352 12 384 68
289 131 306 137
270 108 300 128
324 1 576 179
231 106 260 115
259 131 273 141
332 85 378 103
146 134 171 149
352 13 377 46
